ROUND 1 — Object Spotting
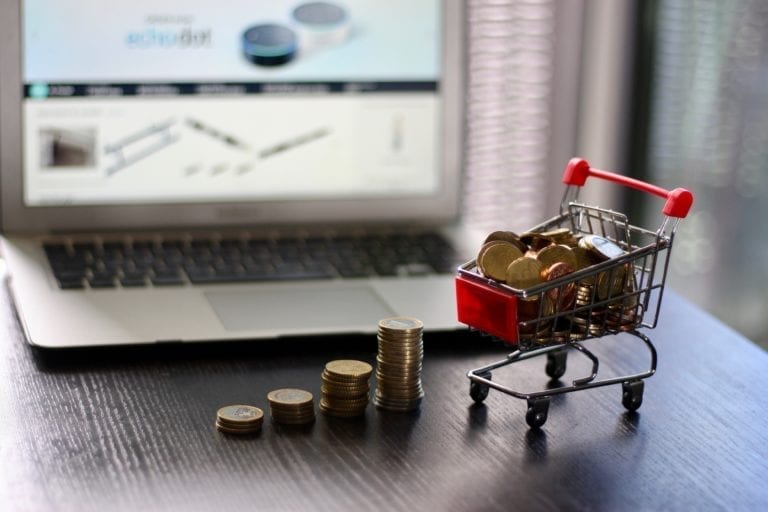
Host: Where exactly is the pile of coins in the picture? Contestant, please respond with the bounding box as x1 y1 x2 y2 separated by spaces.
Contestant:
474 228 640 343
374 317 424 412
267 388 316 425
215 404 264 435
320 360 373 417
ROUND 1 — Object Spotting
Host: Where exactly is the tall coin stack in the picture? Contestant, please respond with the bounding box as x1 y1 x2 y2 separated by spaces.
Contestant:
267 388 316 425
374 316 424 412
320 360 373 418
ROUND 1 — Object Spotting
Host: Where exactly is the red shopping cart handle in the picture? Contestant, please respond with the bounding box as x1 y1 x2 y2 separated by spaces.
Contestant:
562 157 694 218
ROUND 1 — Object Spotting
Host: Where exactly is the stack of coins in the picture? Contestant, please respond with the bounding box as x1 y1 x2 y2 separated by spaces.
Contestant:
320 360 372 417
267 388 316 425
374 317 424 412
215 404 264 435
606 294 640 331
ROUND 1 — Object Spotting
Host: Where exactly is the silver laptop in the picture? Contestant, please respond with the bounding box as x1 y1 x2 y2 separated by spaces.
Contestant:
0 0 475 348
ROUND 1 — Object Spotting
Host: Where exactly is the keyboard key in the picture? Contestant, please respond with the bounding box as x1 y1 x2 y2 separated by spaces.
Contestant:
120 273 147 287
151 269 184 286
56 277 85 289
89 272 116 288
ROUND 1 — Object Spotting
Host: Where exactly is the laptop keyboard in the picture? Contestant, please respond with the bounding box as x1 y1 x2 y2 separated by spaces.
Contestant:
42 232 462 290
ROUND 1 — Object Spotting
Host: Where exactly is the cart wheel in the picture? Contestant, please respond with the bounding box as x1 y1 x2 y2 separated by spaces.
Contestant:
545 348 568 380
526 397 550 429
622 380 644 412
469 372 492 403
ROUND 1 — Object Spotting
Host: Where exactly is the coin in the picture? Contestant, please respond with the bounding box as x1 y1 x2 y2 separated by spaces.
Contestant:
520 231 553 251
505 256 543 289
542 262 576 310
483 230 529 254
215 421 262 435
540 228 578 246
536 244 578 272
268 388 315 425
215 404 264 435
324 360 373 380
378 316 424 333
478 241 524 281
579 234 626 261
268 388 313 406
475 240 505 276
217 405 264 425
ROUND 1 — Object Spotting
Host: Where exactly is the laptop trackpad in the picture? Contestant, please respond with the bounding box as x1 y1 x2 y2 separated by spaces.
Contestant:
205 284 395 332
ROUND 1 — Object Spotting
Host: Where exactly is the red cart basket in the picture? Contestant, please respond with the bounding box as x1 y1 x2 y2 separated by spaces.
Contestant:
456 158 693 428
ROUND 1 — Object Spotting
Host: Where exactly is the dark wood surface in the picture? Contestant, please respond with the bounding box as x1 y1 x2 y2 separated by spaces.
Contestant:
1 277 767 512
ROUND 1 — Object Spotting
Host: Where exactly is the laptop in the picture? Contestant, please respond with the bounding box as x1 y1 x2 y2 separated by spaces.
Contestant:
0 0 474 348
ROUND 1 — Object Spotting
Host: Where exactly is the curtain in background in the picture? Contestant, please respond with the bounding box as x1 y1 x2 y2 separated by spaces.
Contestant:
463 0 557 233
645 0 768 343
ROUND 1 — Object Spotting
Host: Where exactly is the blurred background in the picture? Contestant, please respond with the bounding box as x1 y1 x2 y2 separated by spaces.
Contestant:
462 0 768 348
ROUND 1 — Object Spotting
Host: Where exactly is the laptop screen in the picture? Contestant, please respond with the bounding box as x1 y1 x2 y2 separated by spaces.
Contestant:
20 0 442 207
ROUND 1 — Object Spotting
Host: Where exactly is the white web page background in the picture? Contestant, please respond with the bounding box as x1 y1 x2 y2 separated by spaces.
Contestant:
23 0 439 82
21 0 441 206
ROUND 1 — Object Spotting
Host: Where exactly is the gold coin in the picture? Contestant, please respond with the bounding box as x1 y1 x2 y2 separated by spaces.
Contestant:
216 418 263 430
321 375 371 386
272 415 316 425
540 228 578 246
215 421 262 435
324 360 373 379
483 230 529 254
595 267 624 300
478 241 524 281
571 246 597 272
520 232 552 251
505 257 543 289
267 388 314 407
476 240 505 275
536 244 577 272
320 382 370 393
319 401 368 417
320 395 370 408
321 372 371 385
216 405 264 425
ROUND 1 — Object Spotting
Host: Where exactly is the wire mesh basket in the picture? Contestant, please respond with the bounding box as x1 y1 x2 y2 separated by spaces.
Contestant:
456 158 694 428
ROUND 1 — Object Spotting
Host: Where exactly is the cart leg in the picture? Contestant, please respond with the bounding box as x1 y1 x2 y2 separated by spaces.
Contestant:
526 397 550 429
469 371 492 403
622 379 644 412
545 348 568 380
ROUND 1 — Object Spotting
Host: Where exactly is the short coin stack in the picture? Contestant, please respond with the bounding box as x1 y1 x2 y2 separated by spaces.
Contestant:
374 317 424 412
267 388 316 425
319 360 373 417
215 404 264 435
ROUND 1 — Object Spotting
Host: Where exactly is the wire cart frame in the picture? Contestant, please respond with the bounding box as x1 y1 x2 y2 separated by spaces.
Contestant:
456 158 694 428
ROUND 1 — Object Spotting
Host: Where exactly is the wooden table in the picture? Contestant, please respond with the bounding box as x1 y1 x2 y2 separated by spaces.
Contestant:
1 280 767 511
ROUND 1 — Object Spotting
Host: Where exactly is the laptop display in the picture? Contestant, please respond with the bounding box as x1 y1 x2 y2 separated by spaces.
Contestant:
2 0 462 233
22 0 441 206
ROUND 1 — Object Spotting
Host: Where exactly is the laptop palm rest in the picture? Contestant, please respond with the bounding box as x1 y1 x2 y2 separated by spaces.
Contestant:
205 284 395 332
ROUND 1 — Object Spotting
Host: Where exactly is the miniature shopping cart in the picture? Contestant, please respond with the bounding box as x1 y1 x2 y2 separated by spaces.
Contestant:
455 158 694 428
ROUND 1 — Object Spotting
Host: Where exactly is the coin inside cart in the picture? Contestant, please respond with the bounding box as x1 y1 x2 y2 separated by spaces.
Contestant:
579 234 627 260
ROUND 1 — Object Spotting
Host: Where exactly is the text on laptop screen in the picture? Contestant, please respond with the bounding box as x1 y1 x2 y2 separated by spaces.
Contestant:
21 0 441 206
